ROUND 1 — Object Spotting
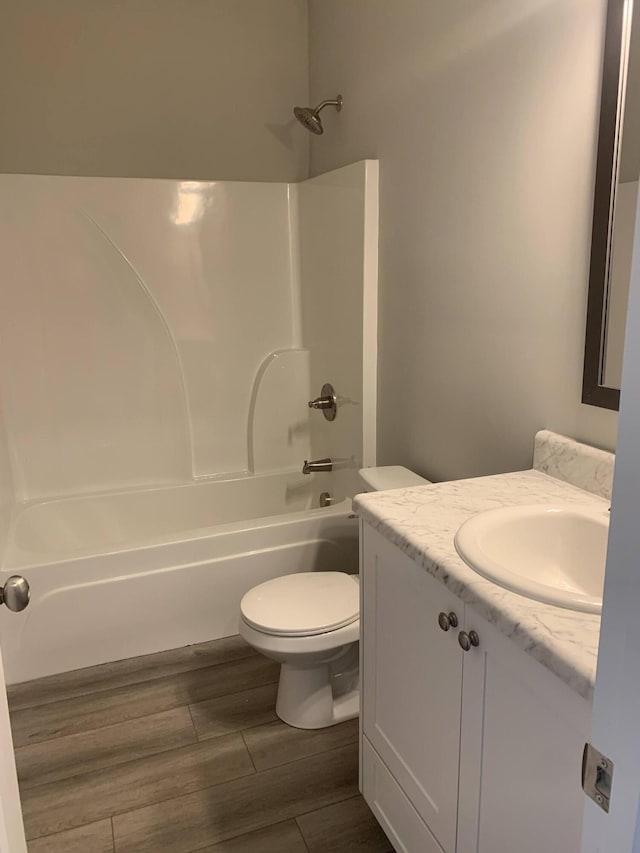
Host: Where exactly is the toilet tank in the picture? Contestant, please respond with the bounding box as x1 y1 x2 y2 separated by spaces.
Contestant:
358 466 431 492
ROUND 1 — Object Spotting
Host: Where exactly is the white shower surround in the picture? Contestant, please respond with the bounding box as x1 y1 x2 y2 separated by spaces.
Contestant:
0 178 293 497
0 161 378 683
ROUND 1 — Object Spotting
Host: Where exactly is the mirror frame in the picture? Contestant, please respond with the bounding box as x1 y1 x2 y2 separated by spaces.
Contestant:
582 0 628 411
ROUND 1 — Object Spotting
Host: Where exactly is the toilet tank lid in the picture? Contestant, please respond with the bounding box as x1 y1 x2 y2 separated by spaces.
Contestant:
358 466 431 491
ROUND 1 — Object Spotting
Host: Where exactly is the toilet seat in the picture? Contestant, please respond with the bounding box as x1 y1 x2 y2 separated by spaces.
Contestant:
239 615 360 659
240 572 359 637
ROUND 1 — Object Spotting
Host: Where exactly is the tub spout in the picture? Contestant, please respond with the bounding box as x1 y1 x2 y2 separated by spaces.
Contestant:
302 458 333 475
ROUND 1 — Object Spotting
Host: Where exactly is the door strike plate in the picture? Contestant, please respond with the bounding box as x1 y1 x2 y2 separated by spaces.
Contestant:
582 743 613 813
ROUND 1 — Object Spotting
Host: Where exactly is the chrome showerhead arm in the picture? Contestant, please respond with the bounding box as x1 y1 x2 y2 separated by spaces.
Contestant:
313 95 343 115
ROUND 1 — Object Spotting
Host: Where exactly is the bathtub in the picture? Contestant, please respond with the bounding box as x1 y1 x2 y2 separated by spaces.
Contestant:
0 471 359 684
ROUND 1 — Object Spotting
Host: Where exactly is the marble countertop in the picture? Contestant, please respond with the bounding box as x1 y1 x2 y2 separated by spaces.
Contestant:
354 469 606 701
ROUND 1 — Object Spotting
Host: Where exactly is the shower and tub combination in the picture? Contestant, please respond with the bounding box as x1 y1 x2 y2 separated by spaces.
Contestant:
0 160 379 685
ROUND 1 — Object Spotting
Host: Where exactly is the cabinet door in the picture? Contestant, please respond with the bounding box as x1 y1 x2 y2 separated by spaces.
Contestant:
362 526 463 853
457 608 591 853
362 736 445 853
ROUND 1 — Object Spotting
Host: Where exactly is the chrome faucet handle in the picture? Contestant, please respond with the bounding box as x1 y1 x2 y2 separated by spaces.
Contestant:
308 396 333 409
307 383 337 421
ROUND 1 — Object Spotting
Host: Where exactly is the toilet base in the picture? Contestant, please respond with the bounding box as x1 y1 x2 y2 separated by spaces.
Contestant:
238 611 360 730
275 644 360 729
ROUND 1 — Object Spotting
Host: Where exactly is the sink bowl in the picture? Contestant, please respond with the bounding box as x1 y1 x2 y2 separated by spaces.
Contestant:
454 505 609 614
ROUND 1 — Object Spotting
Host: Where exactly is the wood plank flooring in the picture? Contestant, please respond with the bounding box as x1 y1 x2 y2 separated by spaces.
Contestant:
8 636 392 852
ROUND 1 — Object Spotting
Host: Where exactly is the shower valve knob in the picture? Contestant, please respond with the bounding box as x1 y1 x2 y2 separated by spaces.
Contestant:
308 397 333 410
307 383 337 421
0 575 30 612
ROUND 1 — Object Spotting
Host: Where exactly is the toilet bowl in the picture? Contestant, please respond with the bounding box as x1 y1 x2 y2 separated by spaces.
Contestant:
239 465 430 729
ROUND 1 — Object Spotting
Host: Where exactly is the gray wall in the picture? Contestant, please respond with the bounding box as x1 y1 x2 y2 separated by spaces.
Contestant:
0 0 309 182
309 0 618 482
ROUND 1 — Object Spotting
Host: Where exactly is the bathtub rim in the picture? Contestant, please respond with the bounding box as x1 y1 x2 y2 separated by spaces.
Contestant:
1 496 356 573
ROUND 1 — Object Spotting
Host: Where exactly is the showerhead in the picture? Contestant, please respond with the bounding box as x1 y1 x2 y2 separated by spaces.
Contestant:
294 106 324 135
293 95 342 135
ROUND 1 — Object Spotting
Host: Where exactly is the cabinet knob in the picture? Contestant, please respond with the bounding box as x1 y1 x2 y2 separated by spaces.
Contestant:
458 630 480 651
437 611 459 631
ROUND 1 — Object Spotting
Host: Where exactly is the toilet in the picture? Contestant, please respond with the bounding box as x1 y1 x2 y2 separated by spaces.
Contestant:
239 465 430 729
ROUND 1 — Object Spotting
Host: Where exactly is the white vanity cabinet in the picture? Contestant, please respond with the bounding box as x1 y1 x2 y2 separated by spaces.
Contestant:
360 524 591 853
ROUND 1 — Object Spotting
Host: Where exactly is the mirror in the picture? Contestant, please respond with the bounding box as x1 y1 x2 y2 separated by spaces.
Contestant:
583 0 639 410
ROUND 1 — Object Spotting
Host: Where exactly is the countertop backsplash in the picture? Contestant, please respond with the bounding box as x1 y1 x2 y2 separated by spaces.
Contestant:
533 429 615 501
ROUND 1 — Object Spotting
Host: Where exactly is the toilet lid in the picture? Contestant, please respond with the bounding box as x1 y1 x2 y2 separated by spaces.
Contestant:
240 572 359 637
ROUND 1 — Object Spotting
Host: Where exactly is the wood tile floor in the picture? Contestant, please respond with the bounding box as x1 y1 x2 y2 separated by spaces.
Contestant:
7 636 392 853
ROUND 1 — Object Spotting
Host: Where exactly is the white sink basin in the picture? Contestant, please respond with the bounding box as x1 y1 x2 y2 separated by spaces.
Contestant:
454 505 609 614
